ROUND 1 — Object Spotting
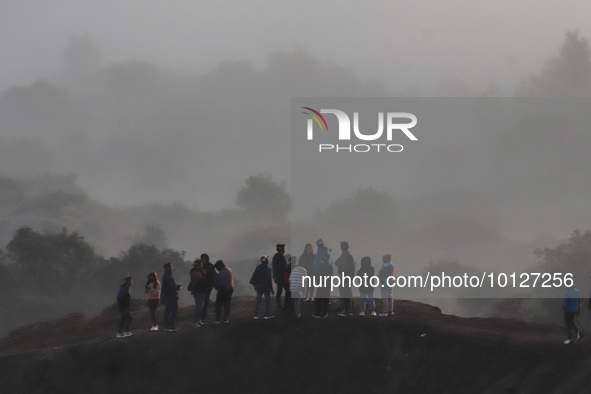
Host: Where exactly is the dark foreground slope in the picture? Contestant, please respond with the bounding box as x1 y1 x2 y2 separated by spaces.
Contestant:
1 298 590 394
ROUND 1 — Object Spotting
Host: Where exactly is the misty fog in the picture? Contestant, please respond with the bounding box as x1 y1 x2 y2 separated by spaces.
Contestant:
1 1 591 333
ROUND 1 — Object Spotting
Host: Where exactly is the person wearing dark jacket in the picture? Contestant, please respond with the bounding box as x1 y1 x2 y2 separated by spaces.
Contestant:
357 257 376 316
161 262 181 331
299 243 315 301
335 241 355 316
313 254 333 318
200 253 217 322
272 243 288 310
250 256 274 319
189 259 207 328
563 284 583 344
214 260 234 323
116 276 134 338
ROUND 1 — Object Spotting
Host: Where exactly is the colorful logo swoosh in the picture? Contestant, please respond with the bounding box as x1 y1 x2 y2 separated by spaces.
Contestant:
302 107 328 131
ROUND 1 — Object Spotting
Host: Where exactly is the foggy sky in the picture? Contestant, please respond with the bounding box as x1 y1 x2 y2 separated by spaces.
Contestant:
1 0 591 257
2 1 591 94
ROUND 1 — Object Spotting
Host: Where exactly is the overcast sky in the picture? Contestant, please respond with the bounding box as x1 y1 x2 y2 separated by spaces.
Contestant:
2 0 591 94
1 1 591 251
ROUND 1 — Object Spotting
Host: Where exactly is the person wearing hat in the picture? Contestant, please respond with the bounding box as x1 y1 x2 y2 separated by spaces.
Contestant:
335 241 355 317
188 259 207 328
116 276 134 338
249 256 275 319
161 262 182 331
272 243 288 311
313 238 332 273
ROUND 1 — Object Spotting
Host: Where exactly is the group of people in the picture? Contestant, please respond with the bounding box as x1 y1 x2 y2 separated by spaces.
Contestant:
255 239 396 320
116 239 590 345
115 254 234 338
115 239 397 338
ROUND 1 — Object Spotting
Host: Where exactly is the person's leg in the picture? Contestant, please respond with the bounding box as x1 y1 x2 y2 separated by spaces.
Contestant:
276 281 284 309
359 292 367 313
201 290 211 321
164 303 171 329
345 298 352 314
388 289 394 314
215 292 222 322
118 311 126 334
284 284 292 310
124 311 132 332
294 296 301 316
148 300 158 326
314 298 322 316
195 293 206 324
255 290 263 316
381 288 388 314
321 298 329 316
565 311 576 339
171 300 178 328
368 292 376 312
224 291 233 321
385 288 393 314
264 289 271 316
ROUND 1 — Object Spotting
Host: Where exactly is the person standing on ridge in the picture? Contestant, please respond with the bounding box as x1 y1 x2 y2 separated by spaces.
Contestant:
213 260 234 324
378 254 395 317
250 255 275 319
161 262 181 331
563 283 583 344
144 272 161 331
357 257 376 316
117 276 134 338
298 243 315 301
272 243 288 311
188 259 207 328
335 241 355 316
200 253 217 323
313 239 332 273
313 253 333 318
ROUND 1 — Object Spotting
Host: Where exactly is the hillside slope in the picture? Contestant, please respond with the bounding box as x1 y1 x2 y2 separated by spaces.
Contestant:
1 297 590 393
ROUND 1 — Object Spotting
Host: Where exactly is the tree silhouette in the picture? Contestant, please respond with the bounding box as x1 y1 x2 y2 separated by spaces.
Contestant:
236 174 292 220
517 31 591 97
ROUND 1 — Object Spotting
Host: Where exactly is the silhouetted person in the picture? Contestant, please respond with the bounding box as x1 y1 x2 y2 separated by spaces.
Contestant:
313 253 333 318
313 238 332 273
189 259 207 328
357 257 376 316
117 276 134 338
335 241 355 316
161 262 181 331
250 255 274 319
272 243 288 310
214 260 234 323
563 283 583 344
283 254 294 310
378 254 394 317
144 272 161 331
290 258 308 318
200 253 217 322
298 243 315 301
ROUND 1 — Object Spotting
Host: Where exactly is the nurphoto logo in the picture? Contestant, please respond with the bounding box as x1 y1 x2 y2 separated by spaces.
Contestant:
302 107 418 153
